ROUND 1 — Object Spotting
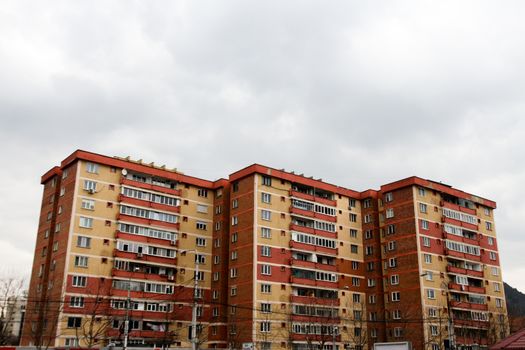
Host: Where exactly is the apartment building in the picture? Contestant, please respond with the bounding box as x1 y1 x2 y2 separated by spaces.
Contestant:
20 150 508 350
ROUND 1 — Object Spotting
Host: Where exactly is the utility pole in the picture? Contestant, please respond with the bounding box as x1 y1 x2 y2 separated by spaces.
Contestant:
191 258 200 350
124 267 139 350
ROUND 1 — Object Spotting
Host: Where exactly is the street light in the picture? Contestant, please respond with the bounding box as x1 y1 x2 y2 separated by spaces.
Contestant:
421 272 455 350
124 266 140 350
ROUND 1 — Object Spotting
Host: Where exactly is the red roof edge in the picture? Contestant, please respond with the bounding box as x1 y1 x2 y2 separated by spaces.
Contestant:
490 328 525 350
41 166 61 184
381 176 497 209
229 164 361 199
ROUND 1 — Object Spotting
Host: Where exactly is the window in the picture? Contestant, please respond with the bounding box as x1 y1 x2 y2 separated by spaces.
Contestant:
213 255 220 264
423 237 431 247
54 223 61 233
353 294 361 303
371 328 378 338
261 246 271 257
52 241 59 251
231 216 238 226
84 180 97 192
363 199 371 208
349 199 356 207
385 208 394 218
262 193 271 203
261 210 271 221
212 290 219 299
492 267 499 276
352 277 360 286
79 217 93 228
392 310 401 319
394 327 403 337
60 187 65 196
365 246 372 255
74 256 88 267
369 295 376 304
196 237 206 247
350 229 358 238
260 322 271 333
213 272 219 281
422 220 429 230
352 245 359 254
488 237 494 246
494 282 501 292
430 325 438 336
262 176 272 186
230 287 237 296
419 188 426 196
496 298 503 308
81 199 95 210
419 203 427 213
70 296 84 308
231 233 238 243
261 264 271 275
197 188 208 198
486 222 493 231
86 162 99 173
364 214 372 223
67 317 82 328
367 278 376 287
261 227 271 239
390 275 399 285
385 192 393 202
72 275 87 287
349 213 357 222
261 303 271 313
388 258 397 268
261 284 271 293
351 261 359 270
232 199 238 208
391 292 400 302
388 241 396 251
367 262 374 271
424 271 433 281
195 254 206 264
65 338 79 347
427 289 436 300
490 251 497 260
231 250 238 260
212 307 219 317
230 268 238 278
77 236 91 248
215 205 222 214
196 222 207 230
387 224 395 235
424 254 432 264
197 204 208 213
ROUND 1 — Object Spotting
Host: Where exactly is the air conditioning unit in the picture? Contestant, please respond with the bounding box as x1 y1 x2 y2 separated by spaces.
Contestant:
88 189 96 194
168 275 175 281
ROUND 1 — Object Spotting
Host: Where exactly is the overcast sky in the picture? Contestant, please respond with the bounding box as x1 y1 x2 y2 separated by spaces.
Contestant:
1 1 524 292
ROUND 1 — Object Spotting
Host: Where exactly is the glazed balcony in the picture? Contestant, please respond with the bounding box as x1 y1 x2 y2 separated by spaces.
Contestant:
290 314 340 323
444 248 481 262
111 269 176 283
117 213 180 230
289 222 337 239
290 276 338 289
289 240 338 256
119 194 181 214
113 250 177 265
115 230 178 247
290 334 341 342
121 177 181 197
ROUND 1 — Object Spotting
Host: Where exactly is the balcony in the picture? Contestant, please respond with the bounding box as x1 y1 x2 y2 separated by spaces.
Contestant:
290 189 337 207
290 295 340 306
289 240 338 256
454 319 489 329
116 231 178 247
448 283 486 294
444 248 481 262
290 314 340 323
290 276 338 288
290 334 341 342
290 259 338 272
449 300 488 311
119 194 181 214
113 250 177 265
290 223 337 239
117 213 180 230
446 265 483 278
121 177 181 197
455 336 488 346
111 269 175 283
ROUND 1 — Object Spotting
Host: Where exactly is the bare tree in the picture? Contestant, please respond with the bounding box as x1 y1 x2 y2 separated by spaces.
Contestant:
0 277 25 345
341 302 367 350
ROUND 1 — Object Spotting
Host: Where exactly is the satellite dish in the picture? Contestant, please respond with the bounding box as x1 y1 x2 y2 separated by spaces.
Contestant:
121 169 128 176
